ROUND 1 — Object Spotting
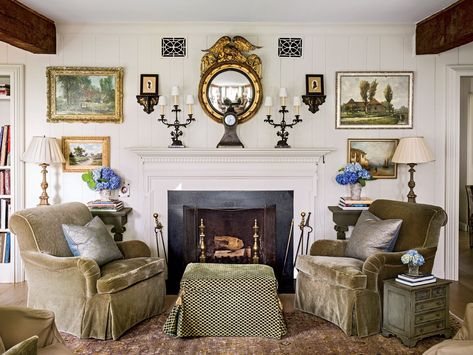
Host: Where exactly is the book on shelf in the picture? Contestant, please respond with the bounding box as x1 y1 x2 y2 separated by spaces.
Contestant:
0 233 4 263
397 273 435 282
338 204 369 210
87 199 124 211
2 232 10 263
340 196 373 205
395 277 437 287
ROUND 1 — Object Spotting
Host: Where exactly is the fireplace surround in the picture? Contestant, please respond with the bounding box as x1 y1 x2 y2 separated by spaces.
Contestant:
128 147 334 293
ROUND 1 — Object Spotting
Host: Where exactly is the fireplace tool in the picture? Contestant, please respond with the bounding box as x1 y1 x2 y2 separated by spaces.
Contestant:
294 211 312 266
153 213 168 265
282 219 294 275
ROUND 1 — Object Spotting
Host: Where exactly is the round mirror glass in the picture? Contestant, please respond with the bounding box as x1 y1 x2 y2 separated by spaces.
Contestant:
207 69 254 116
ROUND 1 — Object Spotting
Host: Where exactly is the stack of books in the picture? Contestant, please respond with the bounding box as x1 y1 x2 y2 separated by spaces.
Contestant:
0 232 11 263
338 197 373 210
0 84 10 96
87 199 124 212
395 273 437 287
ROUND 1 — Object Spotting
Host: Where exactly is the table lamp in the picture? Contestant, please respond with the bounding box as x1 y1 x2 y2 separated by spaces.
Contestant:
22 136 65 206
392 136 434 203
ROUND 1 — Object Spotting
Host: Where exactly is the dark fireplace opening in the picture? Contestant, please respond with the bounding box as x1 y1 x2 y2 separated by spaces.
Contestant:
185 206 276 265
168 191 294 294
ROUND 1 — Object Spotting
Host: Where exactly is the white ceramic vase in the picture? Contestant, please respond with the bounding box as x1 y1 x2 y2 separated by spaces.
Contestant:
99 189 112 201
349 183 362 200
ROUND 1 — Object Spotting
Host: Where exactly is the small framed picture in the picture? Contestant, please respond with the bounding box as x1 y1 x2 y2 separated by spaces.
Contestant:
62 136 110 172
347 138 399 179
306 74 324 95
140 74 159 95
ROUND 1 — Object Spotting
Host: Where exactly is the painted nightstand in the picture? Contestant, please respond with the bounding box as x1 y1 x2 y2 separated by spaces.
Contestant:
382 278 451 347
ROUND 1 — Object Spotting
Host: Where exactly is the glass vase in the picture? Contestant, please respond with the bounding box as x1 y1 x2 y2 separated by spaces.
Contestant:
408 263 420 276
349 183 362 200
99 189 112 201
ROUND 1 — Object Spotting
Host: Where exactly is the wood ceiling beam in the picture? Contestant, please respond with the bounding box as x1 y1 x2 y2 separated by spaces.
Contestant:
416 0 473 55
0 0 56 54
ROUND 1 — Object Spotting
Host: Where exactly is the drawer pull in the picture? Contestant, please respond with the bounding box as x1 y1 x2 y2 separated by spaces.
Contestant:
419 316 424 321
436 301 442 306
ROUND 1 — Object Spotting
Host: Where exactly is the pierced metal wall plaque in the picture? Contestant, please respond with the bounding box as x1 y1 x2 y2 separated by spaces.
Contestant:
278 38 303 58
161 38 187 57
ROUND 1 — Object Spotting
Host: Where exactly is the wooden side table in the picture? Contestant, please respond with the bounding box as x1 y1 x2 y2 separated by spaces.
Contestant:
382 278 451 347
327 206 362 240
91 207 132 241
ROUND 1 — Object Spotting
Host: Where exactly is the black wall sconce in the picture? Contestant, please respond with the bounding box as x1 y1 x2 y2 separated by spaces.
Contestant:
136 74 160 114
302 74 326 114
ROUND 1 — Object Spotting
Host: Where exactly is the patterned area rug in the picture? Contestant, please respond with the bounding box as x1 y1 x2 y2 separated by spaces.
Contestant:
62 311 460 355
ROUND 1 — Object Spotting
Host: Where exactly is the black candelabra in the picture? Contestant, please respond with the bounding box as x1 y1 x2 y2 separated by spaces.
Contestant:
158 105 195 148
264 106 302 148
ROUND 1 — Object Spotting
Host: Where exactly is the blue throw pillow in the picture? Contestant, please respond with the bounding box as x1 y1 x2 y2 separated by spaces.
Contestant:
62 216 123 266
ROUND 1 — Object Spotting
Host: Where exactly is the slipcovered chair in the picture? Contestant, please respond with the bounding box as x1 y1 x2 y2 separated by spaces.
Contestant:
9 202 166 340
0 306 72 355
295 199 447 337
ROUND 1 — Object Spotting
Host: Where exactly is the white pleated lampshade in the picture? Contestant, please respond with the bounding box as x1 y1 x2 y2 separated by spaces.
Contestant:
392 136 434 164
22 136 65 164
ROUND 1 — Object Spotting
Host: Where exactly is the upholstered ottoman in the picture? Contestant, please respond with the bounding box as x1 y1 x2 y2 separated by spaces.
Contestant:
163 263 286 338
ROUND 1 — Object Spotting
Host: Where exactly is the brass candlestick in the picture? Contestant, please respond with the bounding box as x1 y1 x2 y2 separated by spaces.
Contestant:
39 163 50 206
252 219 260 264
199 219 206 263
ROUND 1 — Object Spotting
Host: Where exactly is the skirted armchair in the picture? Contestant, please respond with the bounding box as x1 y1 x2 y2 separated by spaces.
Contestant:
295 199 448 337
9 202 166 340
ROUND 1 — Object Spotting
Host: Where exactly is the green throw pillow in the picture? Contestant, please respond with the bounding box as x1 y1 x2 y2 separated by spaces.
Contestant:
62 216 123 266
345 210 402 261
4 335 38 355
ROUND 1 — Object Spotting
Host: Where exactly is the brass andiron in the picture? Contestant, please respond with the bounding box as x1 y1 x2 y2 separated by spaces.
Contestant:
153 213 168 265
252 219 260 264
199 218 206 263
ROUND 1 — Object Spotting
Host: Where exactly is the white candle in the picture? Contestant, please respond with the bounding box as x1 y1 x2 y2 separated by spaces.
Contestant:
158 96 167 115
279 88 287 106
293 96 301 115
186 94 194 115
171 86 180 105
264 96 273 115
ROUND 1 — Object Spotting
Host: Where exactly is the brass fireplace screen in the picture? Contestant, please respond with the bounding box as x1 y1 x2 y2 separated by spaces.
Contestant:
198 218 261 264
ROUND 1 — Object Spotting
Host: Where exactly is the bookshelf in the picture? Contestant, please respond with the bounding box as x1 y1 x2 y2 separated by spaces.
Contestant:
0 65 24 283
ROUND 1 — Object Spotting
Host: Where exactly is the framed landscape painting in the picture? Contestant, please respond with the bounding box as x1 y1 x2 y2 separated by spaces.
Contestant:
62 136 110 172
336 71 413 129
47 67 124 123
347 138 399 179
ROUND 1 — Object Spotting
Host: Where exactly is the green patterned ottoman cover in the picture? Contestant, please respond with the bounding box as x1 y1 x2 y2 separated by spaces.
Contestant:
163 263 287 338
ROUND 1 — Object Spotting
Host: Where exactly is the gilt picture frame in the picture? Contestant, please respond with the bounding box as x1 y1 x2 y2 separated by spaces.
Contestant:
47 67 124 123
347 138 399 179
336 71 413 129
62 136 110 172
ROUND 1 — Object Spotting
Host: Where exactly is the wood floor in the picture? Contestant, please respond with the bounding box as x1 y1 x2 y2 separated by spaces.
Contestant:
0 234 471 318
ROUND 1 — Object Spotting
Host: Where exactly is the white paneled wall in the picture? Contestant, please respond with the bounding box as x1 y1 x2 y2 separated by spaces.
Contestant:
1 22 473 277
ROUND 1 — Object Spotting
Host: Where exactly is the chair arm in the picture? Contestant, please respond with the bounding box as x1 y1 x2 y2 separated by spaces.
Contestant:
362 247 437 292
21 251 100 297
0 307 66 350
116 240 151 258
310 239 348 256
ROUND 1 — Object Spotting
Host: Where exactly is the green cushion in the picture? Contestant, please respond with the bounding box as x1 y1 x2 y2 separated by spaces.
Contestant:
345 210 402 261
4 335 38 355
62 216 123 266
97 257 165 294
296 255 366 289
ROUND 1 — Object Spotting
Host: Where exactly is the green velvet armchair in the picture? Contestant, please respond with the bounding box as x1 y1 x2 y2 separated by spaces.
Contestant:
295 199 448 337
9 202 166 340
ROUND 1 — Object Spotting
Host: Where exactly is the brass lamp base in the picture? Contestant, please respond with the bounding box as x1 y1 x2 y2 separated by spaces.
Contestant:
38 163 50 206
407 163 417 203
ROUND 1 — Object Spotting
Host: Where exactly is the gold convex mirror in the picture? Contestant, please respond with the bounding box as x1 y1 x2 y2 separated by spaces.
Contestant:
198 36 263 124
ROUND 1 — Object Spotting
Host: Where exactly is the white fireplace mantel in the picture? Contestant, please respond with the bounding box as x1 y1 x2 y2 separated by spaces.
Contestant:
127 147 336 260
127 147 335 164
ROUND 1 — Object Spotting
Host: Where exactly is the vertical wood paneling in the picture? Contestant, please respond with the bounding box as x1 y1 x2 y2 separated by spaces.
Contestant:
5 23 466 259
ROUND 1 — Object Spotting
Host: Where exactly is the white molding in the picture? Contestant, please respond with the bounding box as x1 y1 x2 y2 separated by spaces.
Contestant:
445 65 473 281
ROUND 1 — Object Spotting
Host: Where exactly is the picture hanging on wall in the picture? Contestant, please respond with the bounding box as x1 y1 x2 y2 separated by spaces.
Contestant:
47 67 124 123
140 74 159 95
347 138 399 179
62 136 110 172
305 74 324 95
336 71 413 129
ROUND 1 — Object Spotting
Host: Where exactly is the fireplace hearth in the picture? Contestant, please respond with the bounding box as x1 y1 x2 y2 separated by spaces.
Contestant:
168 191 294 293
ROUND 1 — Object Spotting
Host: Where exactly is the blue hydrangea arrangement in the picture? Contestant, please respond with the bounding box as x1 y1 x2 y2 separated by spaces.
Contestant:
335 163 372 187
401 250 425 266
82 167 121 191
